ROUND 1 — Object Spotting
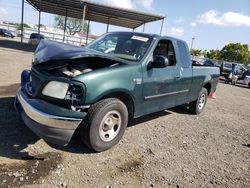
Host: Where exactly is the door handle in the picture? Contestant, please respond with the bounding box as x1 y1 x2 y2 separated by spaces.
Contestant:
175 75 181 79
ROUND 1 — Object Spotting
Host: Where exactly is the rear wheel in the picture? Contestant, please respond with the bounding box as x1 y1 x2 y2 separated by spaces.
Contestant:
189 88 208 114
80 98 128 152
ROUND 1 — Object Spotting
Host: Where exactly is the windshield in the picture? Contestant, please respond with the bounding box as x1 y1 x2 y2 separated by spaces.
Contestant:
87 33 153 62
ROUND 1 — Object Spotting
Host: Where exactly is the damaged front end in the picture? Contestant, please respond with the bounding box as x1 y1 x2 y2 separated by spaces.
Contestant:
25 68 87 112
28 39 126 111
15 40 126 145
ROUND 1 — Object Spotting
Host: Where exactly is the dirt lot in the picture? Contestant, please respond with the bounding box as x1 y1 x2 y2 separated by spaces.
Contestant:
0 37 249 188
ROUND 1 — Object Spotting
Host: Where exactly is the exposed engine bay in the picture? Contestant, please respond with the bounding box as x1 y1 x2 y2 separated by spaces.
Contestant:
59 57 120 77
32 39 128 78
35 56 122 78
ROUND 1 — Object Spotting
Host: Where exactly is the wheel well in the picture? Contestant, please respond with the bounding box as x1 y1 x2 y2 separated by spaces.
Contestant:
203 83 211 94
100 92 134 119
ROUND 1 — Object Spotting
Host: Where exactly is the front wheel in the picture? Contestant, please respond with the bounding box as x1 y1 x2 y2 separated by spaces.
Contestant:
80 98 128 152
189 88 208 114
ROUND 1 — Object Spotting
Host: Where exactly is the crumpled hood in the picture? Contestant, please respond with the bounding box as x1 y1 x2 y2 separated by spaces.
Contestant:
32 39 128 65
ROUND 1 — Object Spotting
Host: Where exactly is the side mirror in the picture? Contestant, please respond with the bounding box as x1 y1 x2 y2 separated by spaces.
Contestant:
149 55 169 69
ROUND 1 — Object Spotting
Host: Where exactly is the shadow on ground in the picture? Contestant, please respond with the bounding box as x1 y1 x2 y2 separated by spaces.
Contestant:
0 97 65 187
0 39 36 53
219 78 249 89
0 97 39 160
0 95 191 156
129 110 171 127
49 110 173 154
242 144 250 148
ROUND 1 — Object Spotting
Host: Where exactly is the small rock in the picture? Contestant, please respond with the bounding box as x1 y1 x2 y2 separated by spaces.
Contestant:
147 148 155 155
35 160 39 166
13 171 21 178
19 177 24 181
106 185 112 188
44 157 50 161
61 182 68 187
150 183 154 187
183 141 187 144
2 179 7 183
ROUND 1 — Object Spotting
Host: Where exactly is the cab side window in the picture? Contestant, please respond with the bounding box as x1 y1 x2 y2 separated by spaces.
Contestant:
177 41 191 68
153 40 176 66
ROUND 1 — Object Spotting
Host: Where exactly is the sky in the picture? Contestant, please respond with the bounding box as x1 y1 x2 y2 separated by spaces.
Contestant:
0 0 250 50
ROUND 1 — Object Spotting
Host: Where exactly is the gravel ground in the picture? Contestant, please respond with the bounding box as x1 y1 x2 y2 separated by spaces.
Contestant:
0 37 250 188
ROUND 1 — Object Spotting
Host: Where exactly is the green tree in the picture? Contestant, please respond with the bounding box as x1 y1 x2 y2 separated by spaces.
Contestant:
245 54 250 65
204 49 221 60
190 49 203 56
220 43 250 64
54 16 89 35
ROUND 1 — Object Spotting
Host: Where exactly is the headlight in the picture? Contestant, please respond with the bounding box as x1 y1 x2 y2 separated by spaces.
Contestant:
42 81 69 99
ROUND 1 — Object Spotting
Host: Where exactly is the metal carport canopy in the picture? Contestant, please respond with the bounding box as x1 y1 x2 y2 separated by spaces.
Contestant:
26 0 165 29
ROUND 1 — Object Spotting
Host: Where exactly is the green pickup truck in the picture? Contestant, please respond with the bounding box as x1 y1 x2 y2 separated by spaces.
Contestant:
15 32 220 151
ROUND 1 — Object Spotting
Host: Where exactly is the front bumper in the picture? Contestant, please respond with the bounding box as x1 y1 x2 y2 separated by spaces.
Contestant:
15 88 86 146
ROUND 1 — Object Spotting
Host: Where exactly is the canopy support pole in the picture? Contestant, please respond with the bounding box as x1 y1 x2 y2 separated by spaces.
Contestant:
63 8 68 42
21 0 24 43
106 17 110 33
86 20 90 45
81 4 87 44
160 18 165 35
38 11 41 34
143 23 145 32
190 37 195 50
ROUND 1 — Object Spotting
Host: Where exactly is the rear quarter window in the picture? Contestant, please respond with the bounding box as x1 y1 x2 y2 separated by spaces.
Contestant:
177 41 190 68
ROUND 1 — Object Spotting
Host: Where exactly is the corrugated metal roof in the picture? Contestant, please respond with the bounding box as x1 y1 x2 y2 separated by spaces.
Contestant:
26 0 165 29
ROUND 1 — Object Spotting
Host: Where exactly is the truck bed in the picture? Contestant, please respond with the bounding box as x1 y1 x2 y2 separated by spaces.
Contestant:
188 66 220 102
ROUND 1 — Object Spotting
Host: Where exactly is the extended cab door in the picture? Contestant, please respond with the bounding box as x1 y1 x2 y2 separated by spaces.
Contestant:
174 40 193 105
141 39 180 115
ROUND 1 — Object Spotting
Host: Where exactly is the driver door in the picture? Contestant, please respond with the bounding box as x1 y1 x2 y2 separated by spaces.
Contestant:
141 39 180 115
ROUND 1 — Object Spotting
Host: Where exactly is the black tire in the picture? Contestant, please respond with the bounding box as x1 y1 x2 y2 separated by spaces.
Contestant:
189 88 208 114
80 98 128 152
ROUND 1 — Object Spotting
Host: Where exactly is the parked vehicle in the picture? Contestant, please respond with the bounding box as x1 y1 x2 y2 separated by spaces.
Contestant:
243 70 250 88
203 59 221 68
0 28 15 38
220 62 232 76
221 62 247 80
28 33 45 45
236 64 247 80
15 32 220 152
192 59 202 66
